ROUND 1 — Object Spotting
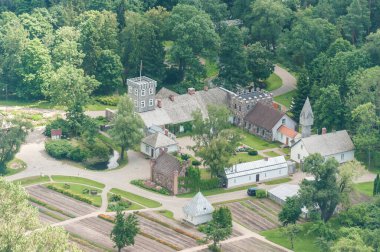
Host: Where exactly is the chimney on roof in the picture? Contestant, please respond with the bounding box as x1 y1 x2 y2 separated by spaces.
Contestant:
157 99 162 108
322 128 327 135
204 86 209 91
188 88 195 95
169 94 175 101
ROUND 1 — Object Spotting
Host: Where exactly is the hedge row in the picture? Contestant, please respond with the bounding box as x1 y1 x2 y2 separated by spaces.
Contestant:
199 178 220 190
131 180 170 195
46 185 95 206
95 96 120 106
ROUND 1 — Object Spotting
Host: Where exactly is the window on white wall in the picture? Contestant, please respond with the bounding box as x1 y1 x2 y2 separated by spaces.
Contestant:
134 88 138 96
149 99 153 106
141 101 145 108
149 88 154 95
282 118 286 124
141 89 146 96
341 153 344 160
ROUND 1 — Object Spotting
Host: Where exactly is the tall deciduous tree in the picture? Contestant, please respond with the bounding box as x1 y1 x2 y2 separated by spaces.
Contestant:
250 0 291 51
281 224 301 250
246 42 274 83
109 95 144 161
110 210 139 252
204 206 232 251
279 196 302 226
299 153 340 222
45 64 99 135
0 178 79 251
291 69 311 122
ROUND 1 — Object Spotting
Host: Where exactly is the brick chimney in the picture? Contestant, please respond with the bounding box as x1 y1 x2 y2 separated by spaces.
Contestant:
188 88 195 95
204 86 209 91
157 99 162 108
322 128 327 135
169 94 175 101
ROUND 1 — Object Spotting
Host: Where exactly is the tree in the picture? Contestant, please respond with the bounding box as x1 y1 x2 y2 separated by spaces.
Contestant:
110 210 140 252
338 160 365 208
249 0 291 51
291 69 311 122
44 64 99 135
246 42 274 84
299 154 340 222
278 196 302 226
0 118 32 173
332 228 374 252
313 84 345 131
281 224 301 250
94 50 123 94
278 16 337 66
351 103 380 169
341 0 371 45
167 4 219 82
179 0 228 23
181 166 201 192
109 95 144 161
0 178 79 251
204 206 232 251
374 174 380 196
19 8 54 41
364 30 380 66
216 25 248 90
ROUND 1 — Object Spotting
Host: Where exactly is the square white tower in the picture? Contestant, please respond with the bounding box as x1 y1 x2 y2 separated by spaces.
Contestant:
127 76 157 113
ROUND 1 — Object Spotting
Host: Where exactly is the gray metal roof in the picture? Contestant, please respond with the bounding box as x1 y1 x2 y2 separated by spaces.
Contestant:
141 132 177 148
268 184 300 201
139 87 229 127
300 97 313 126
225 156 288 179
183 192 214 217
297 130 354 156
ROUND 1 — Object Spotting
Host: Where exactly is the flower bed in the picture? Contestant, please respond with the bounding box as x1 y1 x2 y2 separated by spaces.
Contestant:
46 185 95 206
131 180 170 195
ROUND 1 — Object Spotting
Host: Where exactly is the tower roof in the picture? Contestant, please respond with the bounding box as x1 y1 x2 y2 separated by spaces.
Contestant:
183 192 214 217
300 97 314 126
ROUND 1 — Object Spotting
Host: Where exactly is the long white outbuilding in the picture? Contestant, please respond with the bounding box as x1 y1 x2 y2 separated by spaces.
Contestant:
225 156 289 188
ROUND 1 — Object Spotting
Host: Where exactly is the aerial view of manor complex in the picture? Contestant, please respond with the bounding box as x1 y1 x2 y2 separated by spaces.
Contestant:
0 1 380 252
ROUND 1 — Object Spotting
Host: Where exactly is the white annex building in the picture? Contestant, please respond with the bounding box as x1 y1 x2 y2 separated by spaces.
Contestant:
224 156 289 188
268 184 300 205
183 192 214 225
140 132 178 159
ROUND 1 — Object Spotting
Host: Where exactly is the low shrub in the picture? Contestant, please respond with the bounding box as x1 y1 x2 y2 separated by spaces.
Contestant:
82 188 89 194
256 189 267 198
248 150 258 156
63 184 70 189
98 214 115 223
85 139 111 164
108 200 132 211
192 160 201 166
131 180 170 195
46 185 94 205
45 140 74 159
110 194 122 202
44 118 70 137
95 96 120 106
200 178 220 190
68 147 89 162
181 153 190 161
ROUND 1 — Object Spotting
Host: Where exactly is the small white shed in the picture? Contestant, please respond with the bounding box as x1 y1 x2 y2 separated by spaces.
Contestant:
183 192 214 225
225 156 289 188
141 132 178 159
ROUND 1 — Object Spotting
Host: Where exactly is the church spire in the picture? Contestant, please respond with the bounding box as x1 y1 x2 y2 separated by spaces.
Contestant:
300 97 313 138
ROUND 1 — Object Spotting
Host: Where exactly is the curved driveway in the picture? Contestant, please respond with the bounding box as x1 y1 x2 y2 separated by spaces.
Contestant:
272 65 297 97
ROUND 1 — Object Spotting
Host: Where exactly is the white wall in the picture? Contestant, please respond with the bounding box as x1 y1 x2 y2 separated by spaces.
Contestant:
226 166 289 188
272 114 297 142
325 150 355 164
275 132 294 147
184 213 213 225
140 143 179 159
290 140 309 163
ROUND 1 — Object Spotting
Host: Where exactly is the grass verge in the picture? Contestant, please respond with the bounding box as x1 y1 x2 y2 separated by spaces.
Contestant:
107 192 144 211
264 177 292 185
263 151 280 157
232 127 281 150
51 175 105 189
110 188 161 208
264 73 283 91
274 90 296 108
177 184 257 198
156 210 174 219
354 182 374 197
14 176 50 186
2 158 27 176
230 153 263 164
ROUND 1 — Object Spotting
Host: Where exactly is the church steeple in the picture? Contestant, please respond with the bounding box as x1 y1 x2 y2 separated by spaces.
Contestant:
299 97 313 138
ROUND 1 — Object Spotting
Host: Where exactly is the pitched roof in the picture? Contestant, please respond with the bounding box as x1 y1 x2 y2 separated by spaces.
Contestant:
300 97 314 126
297 130 354 156
155 87 179 100
268 184 300 201
142 132 177 148
154 153 181 177
278 125 298 138
139 87 229 127
244 103 285 131
225 156 288 179
183 192 214 217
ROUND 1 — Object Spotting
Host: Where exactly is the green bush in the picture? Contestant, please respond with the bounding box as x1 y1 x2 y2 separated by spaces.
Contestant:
192 160 201 166
95 96 120 106
44 118 70 137
248 150 258 156
46 185 93 205
108 200 131 211
86 139 111 163
200 178 220 190
181 153 190 161
256 189 267 198
131 180 170 195
110 194 121 202
68 146 88 162
45 140 74 159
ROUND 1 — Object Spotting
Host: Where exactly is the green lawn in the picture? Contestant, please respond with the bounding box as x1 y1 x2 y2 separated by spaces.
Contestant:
156 210 174 219
205 58 219 78
177 183 257 198
13 176 50 186
281 148 291 155
2 158 27 176
51 176 105 189
355 150 380 174
230 153 263 164
264 73 283 91
274 90 296 108
47 183 102 207
107 193 144 211
354 182 374 197
261 223 321 252
110 188 161 208
232 127 280 150
264 177 291 185
263 151 280 157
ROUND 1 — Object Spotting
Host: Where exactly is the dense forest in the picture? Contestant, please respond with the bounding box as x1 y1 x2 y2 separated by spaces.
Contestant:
0 0 379 164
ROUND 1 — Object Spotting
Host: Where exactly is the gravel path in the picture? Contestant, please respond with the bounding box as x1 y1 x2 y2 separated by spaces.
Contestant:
272 65 297 97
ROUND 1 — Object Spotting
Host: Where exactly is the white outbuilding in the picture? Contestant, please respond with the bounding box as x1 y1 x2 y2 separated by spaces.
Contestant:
225 156 289 188
183 192 214 225
140 132 178 159
268 184 300 205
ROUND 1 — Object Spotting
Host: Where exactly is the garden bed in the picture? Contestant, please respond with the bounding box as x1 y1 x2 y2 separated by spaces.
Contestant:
110 188 161 208
107 192 144 211
131 179 171 195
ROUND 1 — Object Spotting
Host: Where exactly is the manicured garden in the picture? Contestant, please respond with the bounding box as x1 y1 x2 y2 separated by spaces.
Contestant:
110 188 162 208
51 175 105 189
107 193 144 211
264 73 283 91
232 127 280 150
